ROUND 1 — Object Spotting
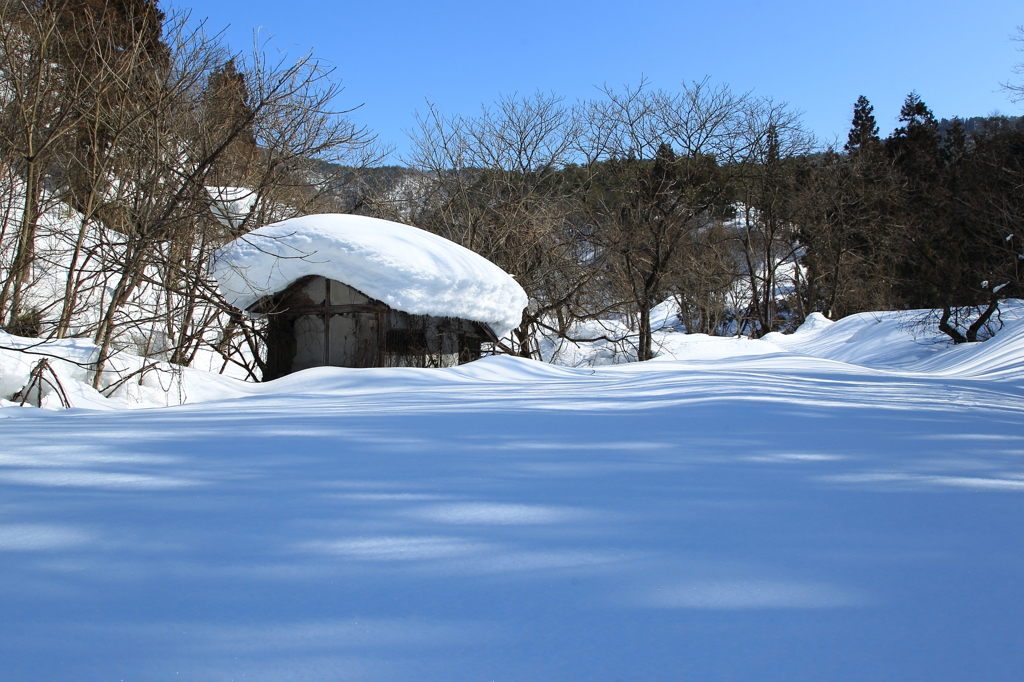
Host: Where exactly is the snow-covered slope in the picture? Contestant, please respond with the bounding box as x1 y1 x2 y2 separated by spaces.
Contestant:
211 214 529 337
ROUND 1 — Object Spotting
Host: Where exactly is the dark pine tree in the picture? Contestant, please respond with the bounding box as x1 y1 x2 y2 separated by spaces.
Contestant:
883 92 1003 341
887 92 942 171
49 0 172 216
844 95 880 156
202 59 259 188
886 92 943 192
52 0 169 68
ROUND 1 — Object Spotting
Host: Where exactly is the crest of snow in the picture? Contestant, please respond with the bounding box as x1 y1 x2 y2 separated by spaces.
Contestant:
792 312 834 335
211 214 528 338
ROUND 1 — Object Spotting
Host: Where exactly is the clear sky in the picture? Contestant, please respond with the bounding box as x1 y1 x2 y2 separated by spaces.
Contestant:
170 0 1023 161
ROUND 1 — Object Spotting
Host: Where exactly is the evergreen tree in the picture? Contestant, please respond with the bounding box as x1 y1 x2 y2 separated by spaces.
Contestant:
203 59 258 185
53 0 168 69
49 0 172 221
844 95 880 156
886 92 943 188
898 91 934 126
888 91 942 159
883 93 1006 341
206 60 253 128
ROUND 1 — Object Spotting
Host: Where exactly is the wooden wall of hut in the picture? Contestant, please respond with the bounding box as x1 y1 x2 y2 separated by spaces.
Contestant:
254 276 494 381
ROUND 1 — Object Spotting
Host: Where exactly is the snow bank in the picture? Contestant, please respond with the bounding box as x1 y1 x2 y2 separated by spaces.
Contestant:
211 214 529 338
8 302 1024 413
0 330 251 411
764 303 1024 375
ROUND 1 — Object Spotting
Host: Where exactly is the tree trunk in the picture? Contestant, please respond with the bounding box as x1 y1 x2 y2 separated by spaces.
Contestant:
514 320 534 359
965 296 1000 343
938 306 967 344
56 217 92 338
1 167 41 327
637 300 652 361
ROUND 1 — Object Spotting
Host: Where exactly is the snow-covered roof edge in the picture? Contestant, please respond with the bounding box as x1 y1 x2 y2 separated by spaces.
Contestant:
211 214 528 338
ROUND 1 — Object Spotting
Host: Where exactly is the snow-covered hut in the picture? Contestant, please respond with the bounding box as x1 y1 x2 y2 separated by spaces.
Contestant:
212 214 528 380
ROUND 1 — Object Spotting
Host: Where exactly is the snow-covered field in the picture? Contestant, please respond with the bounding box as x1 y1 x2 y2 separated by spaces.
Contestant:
3 310 1024 680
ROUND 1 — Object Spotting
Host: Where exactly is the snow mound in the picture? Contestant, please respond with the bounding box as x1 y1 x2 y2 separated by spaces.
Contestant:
765 303 1024 377
764 311 942 368
211 214 529 338
905 313 1024 378
793 312 834 335
0 330 254 411
9 302 1024 413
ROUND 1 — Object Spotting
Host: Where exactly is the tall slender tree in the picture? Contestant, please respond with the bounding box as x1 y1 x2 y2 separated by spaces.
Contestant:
844 95 881 157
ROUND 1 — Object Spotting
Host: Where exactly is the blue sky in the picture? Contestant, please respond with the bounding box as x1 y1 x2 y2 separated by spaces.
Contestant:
172 0 1023 161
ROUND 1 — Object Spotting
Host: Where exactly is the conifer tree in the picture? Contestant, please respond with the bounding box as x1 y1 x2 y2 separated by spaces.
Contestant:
203 59 259 185
52 0 172 222
53 0 168 70
891 92 940 150
886 92 943 187
885 92 984 340
844 95 880 156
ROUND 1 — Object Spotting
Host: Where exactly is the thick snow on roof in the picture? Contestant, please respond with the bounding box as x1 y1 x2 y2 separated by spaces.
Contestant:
211 214 528 337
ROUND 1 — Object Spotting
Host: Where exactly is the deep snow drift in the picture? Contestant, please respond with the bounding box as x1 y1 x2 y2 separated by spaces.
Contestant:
211 214 529 337
3 309 1024 681
7 304 1023 412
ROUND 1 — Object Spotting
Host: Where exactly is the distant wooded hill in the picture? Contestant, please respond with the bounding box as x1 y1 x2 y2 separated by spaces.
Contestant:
938 115 1021 135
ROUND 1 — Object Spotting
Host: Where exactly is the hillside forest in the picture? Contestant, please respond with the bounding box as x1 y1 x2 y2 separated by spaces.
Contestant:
1 0 1023 384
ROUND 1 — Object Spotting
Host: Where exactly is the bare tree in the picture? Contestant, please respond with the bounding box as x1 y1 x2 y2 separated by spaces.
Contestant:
86 28 379 386
730 98 814 336
672 220 740 335
0 2 379 388
0 0 138 329
581 80 746 359
405 92 592 358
